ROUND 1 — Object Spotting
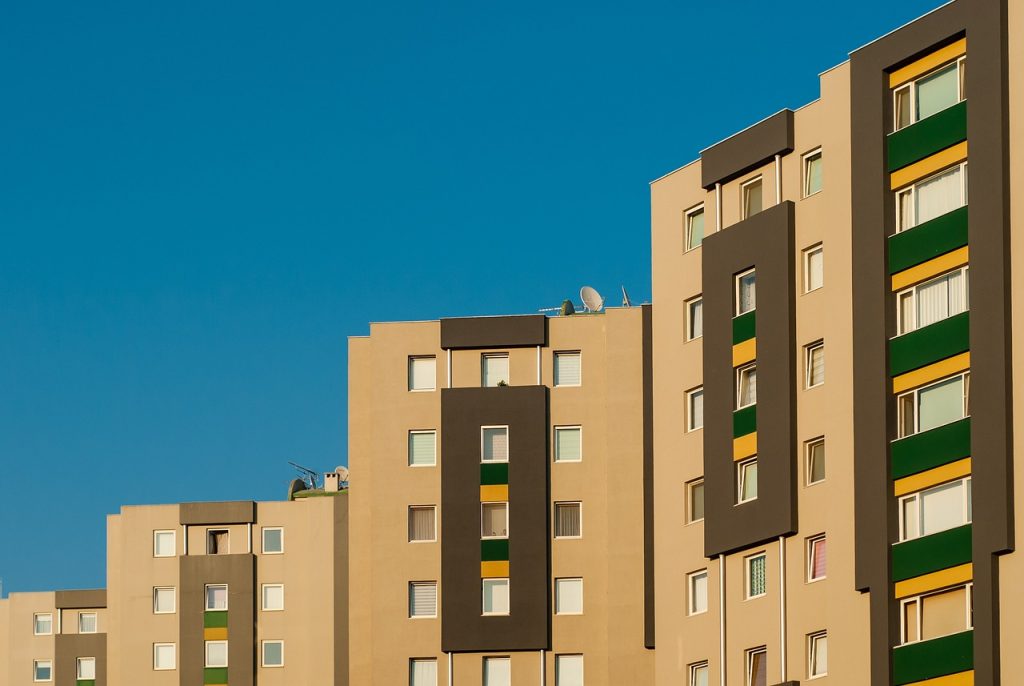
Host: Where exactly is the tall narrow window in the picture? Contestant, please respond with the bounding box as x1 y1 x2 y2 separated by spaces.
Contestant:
409 582 438 618
481 426 509 462
896 162 968 232
77 658 96 680
410 659 438 686
741 177 763 219
807 535 827 581
555 654 584 686
738 458 758 504
482 353 510 387
554 426 582 462
409 506 437 542
897 266 969 334
746 647 768 686
686 205 706 251
806 438 826 485
482 579 510 615
746 553 767 598
805 342 825 388
899 477 972 541
153 530 176 557
803 149 823 196
808 632 828 678
690 662 710 686
409 430 437 467
897 373 970 437
804 244 824 292
481 502 509 539
554 502 582 538
688 570 709 614
737 364 757 408
554 351 582 387
154 643 177 670
555 578 584 615
686 296 704 340
687 478 705 523
736 269 756 315
483 657 512 686
687 387 704 431
408 356 436 391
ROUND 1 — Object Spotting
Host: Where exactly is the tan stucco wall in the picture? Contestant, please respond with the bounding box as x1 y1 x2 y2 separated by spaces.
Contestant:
0 592 56 686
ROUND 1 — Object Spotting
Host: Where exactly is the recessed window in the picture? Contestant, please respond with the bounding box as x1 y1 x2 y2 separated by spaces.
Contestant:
33 660 52 682
207 529 229 555
735 269 756 315
737 458 758 504
481 502 509 539
261 527 284 554
262 640 285 668
807 535 827 582
900 583 973 644
896 161 968 232
805 341 825 388
554 502 582 538
894 56 966 130
808 631 828 679
408 430 437 467
804 244 824 292
555 654 584 686
153 530 176 558
33 613 52 636
205 584 228 611
746 553 767 599
687 478 705 523
806 438 826 485
746 646 768 686
689 661 710 686
554 351 582 387
408 356 437 392
482 353 510 387
410 659 438 686
687 387 704 431
688 570 708 615
481 426 509 462
205 640 228 668
554 426 582 462
897 266 969 334
555 577 584 615
803 149 823 196
736 364 757 409
154 643 177 670
154 587 176 614
408 506 437 543
741 177 763 219
78 612 97 634
483 656 512 686
900 477 972 541
409 581 438 618
262 584 285 612
685 205 706 251
686 296 704 340
482 579 510 616
897 372 969 437
77 658 96 680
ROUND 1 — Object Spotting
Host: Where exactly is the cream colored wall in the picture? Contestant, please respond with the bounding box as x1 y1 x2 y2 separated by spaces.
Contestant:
0 592 56 686
0 598 8 686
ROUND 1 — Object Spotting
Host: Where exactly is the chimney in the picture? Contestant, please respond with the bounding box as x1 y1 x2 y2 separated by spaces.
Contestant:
324 472 341 492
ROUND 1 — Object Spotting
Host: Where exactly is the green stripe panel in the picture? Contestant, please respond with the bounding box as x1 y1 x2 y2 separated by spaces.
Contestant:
888 206 968 274
887 100 967 172
732 311 755 345
203 610 228 628
77 681 97 686
733 405 756 439
893 630 973 685
892 524 972 582
889 312 969 376
481 538 509 561
204 667 229 684
891 418 970 479
480 463 509 486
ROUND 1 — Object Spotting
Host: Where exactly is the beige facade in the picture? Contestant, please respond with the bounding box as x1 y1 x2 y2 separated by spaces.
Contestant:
0 592 57 686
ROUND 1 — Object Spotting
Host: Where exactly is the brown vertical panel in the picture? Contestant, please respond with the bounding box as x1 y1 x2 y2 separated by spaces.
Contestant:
642 303 655 649
55 633 106 686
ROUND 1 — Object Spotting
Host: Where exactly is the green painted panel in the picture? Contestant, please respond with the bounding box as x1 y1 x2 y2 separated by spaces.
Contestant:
891 418 971 479
888 206 968 274
76 681 97 686
887 100 967 172
203 610 228 628
893 630 973 685
204 667 229 684
892 524 972 582
732 311 756 345
889 312 969 376
481 539 509 562
733 405 756 439
480 463 509 486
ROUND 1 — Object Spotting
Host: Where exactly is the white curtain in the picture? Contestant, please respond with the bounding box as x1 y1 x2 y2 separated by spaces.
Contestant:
482 355 509 387
409 507 435 542
484 657 512 686
411 660 438 686
409 357 436 391
556 503 581 537
555 655 584 686
915 166 963 226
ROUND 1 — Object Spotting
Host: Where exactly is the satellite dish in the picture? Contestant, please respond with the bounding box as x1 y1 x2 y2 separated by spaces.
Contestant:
335 466 350 482
580 286 604 312
621 285 632 308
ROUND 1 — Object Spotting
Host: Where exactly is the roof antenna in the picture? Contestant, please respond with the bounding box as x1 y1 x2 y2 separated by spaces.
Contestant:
621 285 632 308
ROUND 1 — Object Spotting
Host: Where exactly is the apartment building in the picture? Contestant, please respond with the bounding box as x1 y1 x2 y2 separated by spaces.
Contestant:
347 308 655 685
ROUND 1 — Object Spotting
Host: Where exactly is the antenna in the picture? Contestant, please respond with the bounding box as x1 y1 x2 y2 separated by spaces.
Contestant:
335 465 350 484
288 461 321 490
580 286 604 313
621 285 632 307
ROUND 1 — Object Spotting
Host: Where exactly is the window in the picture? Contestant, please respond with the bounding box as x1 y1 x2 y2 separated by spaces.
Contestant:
262 584 285 611
901 584 973 644
807 535 827 581
33 660 52 682
689 662 710 686
262 527 284 554
897 372 969 437
78 612 97 634
154 587 176 614
685 205 706 251
554 502 582 538
687 478 705 523
736 269 756 315
736 364 757 408
482 579 510 615
686 296 704 340
207 528 229 555
482 353 510 387
483 657 511 686
153 530 176 557
804 244 824 292
746 553 767 598
804 149 823 196
554 351 582 387
896 161 968 232
205 640 228 668
687 387 704 431
410 659 438 686
481 426 509 462
409 582 438 618
409 430 437 467
808 632 828 678
481 502 509 539
806 438 826 485
555 578 584 615
205 584 228 611
746 647 768 686
409 506 437 542
741 177 763 219
688 570 709 615
897 266 969 334
805 341 825 388
262 640 285 667
738 458 758 504
409 356 436 391
33 613 52 635
894 56 966 130
77 658 96 680
554 426 582 462
555 654 584 686
900 477 972 541
154 643 176 670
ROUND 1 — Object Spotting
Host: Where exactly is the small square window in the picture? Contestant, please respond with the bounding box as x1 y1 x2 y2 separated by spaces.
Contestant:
262 527 284 554
409 581 437 618
687 479 705 523
262 640 285 668
409 430 437 467
262 584 285 611
154 587 176 614
738 458 758 504
687 387 704 431
736 364 756 409
77 658 96 680
689 661 710 686
746 647 767 686
409 356 437 391
804 244 824 292
803 149 823 196
685 205 706 251
482 578 510 615
408 506 437 542
806 438 826 485
33 660 52 682
746 553 767 599
554 502 582 538
555 654 584 686
736 269 756 315
410 658 438 686
153 530 176 557
481 502 509 539
33 613 53 636
207 528 229 555
554 426 582 462
484 656 512 686
806 342 825 388
205 584 228 611
481 426 509 462
741 177 763 219
554 351 582 387
78 612 97 634
482 353 510 387
688 570 708 615
808 631 828 678
807 535 827 582
205 640 229 668
555 577 583 615
686 296 704 340
154 643 177 670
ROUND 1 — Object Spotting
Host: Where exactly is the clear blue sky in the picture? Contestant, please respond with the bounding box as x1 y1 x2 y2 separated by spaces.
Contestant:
1 0 939 594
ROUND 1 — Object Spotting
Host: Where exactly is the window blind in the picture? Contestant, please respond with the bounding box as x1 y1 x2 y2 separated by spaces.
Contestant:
555 503 582 537
554 353 581 386
409 582 437 617
411 659 438 686
810 635 828 677
808 345 825 386
484 657 511 686
555 578 583 614
555 428 582 462
807 248 824 290
555 655 584 686
482 428 508 461
409 507 436 542
409 432 436 466
915 165 963 226
690 390 704 429
690 299 703 338
409 357 436 391
482 355 509 387
690 572 708 613
810 538 827 580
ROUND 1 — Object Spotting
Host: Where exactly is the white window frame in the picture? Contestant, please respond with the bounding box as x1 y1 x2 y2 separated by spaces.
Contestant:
740 176 764 220
686 295 704 341
895 160 969 232
808 631 828 679
410 658 439 686
33 613 53 636
803 148 823 197
803 243 824 293
746 646 768 686
480 425 510 463
805 341 825 389
745 553 767 599
481 352 511 387
153 587 177 614
409 581 438 619
261 584 285 612
554 425 583 463
261 527 284 555
408 505 438 543
481 502 510 540
261 640 285 668
689 661 710 686
554 577 584 616
737 458 758 504
896 265 969 335
153 529 176 558
78 612 98 634
553 351 582 387
555 654 584 686
482 578 511 616
735 268 756 316
687 569 709 615
899 582 974 645
686 386 704 432
736 363 756 409
76 657 96 680
153 643 177 671
893 55 967 131
33 659 53 683
205 640 229 668
685 204 706 252
408 355 437 392
897 372 970 438
806 437 826 486
687 478 705 524
553 501 583 539
898 477 972 542
205 584 228 611
408 430 437 468
807 534 827 582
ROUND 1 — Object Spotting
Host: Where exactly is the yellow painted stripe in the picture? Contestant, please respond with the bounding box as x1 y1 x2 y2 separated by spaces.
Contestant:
905 672 974 686
891 141 967 189
480 485 509 501
892 352 970 394
204 627 228 640
889 38 967 88
891 246 969 291
481 560 509 578
732 338 756 367
895 563 973 599
894 458 972 497
733 432 757 461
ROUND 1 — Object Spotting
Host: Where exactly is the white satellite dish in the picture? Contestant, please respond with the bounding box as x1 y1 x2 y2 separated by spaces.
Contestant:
335 466 350 482
580 286 604 312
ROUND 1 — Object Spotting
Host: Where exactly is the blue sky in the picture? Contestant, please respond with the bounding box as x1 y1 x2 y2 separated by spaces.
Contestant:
0 0 940 594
